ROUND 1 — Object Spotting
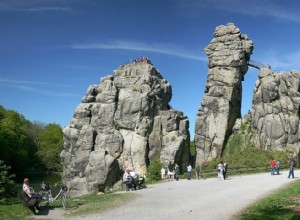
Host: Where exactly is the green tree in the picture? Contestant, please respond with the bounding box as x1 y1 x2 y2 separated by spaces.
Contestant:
38 123 63 171
0 106 36 173
147 157 163 181
0 160 17 203
26 121 45 150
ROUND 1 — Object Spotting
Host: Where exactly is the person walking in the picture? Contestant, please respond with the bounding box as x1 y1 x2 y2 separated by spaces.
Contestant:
270 160 276 175
187 164 192 180
196 163 201 179
288 160 295 178
276 160 280 175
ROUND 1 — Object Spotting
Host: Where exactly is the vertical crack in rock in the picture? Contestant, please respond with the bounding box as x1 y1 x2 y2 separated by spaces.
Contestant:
195 23 253 163
61 62 190 196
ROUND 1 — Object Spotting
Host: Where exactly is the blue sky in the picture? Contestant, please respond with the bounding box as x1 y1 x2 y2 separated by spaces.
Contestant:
1 0 300 139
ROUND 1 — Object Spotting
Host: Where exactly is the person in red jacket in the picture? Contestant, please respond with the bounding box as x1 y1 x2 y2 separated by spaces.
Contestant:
270 160 277 175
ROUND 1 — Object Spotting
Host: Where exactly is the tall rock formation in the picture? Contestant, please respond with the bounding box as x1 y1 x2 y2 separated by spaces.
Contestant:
251 68 300 159
61 62 190 196
195 23 253 163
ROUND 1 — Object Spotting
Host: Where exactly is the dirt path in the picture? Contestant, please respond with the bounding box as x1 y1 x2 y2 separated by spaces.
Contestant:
33 170 299 220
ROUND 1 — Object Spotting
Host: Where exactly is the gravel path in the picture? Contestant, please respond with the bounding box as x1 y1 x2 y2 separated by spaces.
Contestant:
34 170 299 220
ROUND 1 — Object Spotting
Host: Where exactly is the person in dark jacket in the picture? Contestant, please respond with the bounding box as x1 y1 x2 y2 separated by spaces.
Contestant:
288 160 295 178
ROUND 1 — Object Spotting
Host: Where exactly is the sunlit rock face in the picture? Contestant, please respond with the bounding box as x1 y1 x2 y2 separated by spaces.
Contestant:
251 68 300 158
61 62 190 196
195 23 253 163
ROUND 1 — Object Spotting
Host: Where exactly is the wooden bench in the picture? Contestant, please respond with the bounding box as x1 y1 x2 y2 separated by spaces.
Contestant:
18 191 39 214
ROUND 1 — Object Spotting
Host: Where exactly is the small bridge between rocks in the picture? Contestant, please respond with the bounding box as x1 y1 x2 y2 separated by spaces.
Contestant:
247 60 271 70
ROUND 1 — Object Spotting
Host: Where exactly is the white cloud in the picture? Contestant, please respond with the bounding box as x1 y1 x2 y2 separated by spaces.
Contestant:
27 6 71 12
180 0 300 23
0 0 73 12
70 40 207 62
0 78 78 97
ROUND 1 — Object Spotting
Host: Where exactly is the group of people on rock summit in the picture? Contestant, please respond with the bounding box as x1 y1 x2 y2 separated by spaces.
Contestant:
130 56 152 64
270 159 296 178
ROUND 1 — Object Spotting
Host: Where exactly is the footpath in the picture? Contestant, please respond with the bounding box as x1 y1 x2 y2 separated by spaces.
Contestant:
34 170 300 220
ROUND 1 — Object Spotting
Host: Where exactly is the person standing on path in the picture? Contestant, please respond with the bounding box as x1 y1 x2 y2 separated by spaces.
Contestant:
187 164 192 180
168 161 174 181
196 163 201 179
276 160 280 175
217 162 224 179
223 162 228 180
174 163 179 181
288 160 295 178
270 160 277 175
161 167 166 180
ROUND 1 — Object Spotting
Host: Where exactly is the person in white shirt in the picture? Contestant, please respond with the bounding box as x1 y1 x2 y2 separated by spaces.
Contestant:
161 167 166 180
217 162 224 179
187 164 192 180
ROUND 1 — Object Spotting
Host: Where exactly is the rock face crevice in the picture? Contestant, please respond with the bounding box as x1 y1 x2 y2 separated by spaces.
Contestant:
194 23 253 163
61 62 190 196
251 68 300 158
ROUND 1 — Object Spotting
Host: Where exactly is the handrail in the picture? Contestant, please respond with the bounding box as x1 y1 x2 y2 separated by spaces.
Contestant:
247 60 271 70
198 164 289 176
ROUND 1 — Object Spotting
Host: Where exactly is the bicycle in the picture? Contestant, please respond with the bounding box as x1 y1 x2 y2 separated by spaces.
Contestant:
39 182 68 210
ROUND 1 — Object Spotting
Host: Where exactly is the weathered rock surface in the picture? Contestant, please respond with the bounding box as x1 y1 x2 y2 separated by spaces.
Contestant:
61 62 190 196
251 68 300 158
195 23 253 163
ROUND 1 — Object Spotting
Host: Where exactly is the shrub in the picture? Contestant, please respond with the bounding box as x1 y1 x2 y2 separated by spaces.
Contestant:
0 160 18 204
147 158 163 181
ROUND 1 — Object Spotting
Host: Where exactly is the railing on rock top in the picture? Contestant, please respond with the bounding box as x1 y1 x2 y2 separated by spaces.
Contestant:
247 60 271 70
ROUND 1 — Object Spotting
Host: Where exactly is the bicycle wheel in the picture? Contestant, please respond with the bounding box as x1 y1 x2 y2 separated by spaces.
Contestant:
61 192 67 210
39 191 51 206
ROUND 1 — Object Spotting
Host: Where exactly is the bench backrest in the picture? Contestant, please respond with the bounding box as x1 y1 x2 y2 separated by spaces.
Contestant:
18 191 30 203
18 191 37 206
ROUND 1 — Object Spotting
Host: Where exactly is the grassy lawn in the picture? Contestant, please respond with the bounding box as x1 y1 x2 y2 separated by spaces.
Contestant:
0 201 30 220
64 191 137 216
1 172 137 219
0 190 137 219
234 179 300 220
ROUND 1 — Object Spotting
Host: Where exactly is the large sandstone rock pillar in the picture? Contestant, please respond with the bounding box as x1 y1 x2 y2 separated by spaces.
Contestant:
195 23 253 163
61 62 190 196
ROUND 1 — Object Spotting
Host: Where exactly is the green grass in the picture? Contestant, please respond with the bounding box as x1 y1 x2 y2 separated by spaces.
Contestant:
0 190 137 219
234 180 300 220
1 173 137 219
64 192 137 216
0 202 29 220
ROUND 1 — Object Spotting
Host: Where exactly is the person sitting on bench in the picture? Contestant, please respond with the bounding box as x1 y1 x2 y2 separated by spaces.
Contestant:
23 178 43 201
